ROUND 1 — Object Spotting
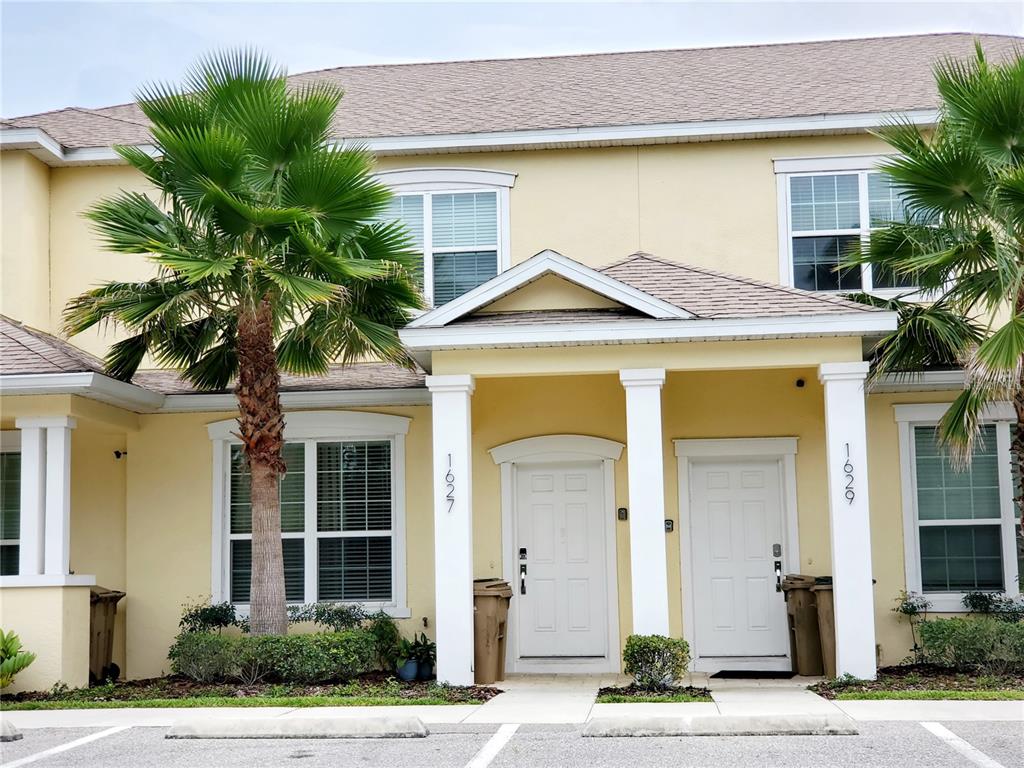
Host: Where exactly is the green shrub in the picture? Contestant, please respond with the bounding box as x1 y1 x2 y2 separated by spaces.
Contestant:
920 617 1024 675
622 634 690 690
0 629 37 689
288 603 367 632
168 632 234 683
961 592 1024 623
367 612 402 670
178 600 243 634
267 631 376 683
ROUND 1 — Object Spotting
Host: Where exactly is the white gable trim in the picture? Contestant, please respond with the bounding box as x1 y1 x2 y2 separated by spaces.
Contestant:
406 250 692 328
401 310 898 353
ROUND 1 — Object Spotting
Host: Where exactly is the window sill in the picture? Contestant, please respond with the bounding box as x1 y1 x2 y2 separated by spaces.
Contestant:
231 603 412 620
0 574 96 588
920 592 1019 613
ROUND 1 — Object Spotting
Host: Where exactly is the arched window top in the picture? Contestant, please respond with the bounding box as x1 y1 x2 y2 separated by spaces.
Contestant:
375 167 517 192
206 410 410 441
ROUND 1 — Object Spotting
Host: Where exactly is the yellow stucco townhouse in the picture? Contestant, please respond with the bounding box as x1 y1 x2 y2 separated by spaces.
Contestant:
1 33 1021 692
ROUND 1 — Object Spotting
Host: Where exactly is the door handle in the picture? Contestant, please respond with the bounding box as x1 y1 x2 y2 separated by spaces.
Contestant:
520 563 527 595
774 560 783 592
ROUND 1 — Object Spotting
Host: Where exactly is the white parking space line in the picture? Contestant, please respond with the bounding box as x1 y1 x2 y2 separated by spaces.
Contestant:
920 721 1006 768
3 725 131 768
465 723 520 768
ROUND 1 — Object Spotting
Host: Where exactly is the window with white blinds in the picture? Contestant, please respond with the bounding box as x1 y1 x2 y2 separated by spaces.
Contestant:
380 189 500 306
226 438 397 606
783 168 917 293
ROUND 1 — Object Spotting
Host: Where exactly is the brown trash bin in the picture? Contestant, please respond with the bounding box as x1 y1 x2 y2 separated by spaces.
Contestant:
812 579 836 679
781 574 823 676
473 578 513 685
89 587 125 685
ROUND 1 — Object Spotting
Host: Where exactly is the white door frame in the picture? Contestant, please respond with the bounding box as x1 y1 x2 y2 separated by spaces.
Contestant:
674 438 800 673
491 434 623 674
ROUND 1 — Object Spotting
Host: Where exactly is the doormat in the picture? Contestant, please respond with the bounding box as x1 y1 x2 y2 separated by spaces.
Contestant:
709 670 796 679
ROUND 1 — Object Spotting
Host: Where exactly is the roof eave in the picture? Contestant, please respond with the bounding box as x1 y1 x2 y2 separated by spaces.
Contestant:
0 372 166 412
1 109 939 167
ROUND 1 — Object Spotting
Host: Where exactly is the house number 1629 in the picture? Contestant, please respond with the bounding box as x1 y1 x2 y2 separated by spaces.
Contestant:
445 453 455 513
843 443 855 504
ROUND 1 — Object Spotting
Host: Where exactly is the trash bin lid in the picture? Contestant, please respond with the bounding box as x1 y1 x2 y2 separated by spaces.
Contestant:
780 574 816 590
90 586 126 602
473 578 513 598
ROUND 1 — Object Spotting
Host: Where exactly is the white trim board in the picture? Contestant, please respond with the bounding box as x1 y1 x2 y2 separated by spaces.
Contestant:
674 437 800 673
0 372 164 412
401 311 898 356
492 434 623 674
407 249 691 329
3 111 939 167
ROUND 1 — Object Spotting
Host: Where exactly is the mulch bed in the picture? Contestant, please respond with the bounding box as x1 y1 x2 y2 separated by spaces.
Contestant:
1 671 500 705
810 663 1024 699
596 684 713 701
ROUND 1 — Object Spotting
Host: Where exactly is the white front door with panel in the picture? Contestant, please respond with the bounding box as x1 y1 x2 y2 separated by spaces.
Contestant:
690 459 789 661
516 461 608 658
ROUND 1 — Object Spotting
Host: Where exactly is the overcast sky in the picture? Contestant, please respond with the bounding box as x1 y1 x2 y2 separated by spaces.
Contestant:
2 0 1021 118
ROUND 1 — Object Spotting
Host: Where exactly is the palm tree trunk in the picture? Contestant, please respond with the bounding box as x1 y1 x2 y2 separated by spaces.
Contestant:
236 296 288 635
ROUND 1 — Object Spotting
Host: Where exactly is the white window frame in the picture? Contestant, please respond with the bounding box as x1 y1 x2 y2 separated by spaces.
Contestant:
895 402 1020 612
774 154 922 297
208 411 411 618
0 431 20 573
375 168 515 307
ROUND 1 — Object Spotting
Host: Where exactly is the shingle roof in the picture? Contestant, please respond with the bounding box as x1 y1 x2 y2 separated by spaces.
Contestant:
0 315 425 395
4 33 1019 150
600 253 878 318
132 363 425 395
0 315 106 375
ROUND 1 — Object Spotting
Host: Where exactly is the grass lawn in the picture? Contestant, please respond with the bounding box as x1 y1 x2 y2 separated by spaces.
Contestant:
833 689 1024 701
0 673 498 710
1 695 468 711
810 664 1024 701
596 685 713 704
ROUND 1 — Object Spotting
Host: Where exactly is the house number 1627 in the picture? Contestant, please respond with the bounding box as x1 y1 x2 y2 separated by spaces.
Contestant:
843 443 855 504
445 453 455 513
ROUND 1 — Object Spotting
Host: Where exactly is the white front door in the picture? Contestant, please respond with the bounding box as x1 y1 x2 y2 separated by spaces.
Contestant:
690 459 789 661
516 461 607 658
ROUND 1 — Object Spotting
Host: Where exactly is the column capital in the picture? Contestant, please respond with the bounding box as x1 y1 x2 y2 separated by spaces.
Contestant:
818 361 869 384
619 368 666 388
15 416 77 430
425 374 475 395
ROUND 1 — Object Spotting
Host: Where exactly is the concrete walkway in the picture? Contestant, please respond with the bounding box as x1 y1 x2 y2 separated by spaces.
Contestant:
3 674 1022 729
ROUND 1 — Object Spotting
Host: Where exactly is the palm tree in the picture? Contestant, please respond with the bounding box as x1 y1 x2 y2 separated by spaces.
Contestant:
849 43 1023 529
63 50 421 635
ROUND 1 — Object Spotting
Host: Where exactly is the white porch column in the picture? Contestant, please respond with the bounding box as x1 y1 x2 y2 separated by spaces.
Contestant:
13 420 47 576
426 374 475 685
818 362 876 679
620 368 670 636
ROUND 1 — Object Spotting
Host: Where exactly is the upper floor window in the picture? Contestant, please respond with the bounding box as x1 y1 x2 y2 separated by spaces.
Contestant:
776 157 915 294
375 168 515 306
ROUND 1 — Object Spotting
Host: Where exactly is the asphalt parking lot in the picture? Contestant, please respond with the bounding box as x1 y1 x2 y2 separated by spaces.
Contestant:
2 720 1022 768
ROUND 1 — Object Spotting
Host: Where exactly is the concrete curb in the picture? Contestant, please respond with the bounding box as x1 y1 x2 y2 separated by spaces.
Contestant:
166 716 429 739
582 714 859 737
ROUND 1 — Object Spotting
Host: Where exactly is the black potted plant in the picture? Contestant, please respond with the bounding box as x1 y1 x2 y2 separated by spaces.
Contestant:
396 637 418 682
412 632 436 680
